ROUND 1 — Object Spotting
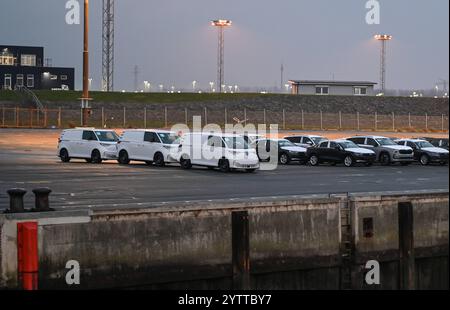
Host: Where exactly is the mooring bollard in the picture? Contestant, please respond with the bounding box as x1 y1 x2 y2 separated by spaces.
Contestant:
32 188 54 212
232 210 250 290
6 188 27 213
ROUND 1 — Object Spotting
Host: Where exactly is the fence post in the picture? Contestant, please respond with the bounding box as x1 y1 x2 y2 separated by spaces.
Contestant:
339 111 342 130
232 211 250 290
244 108 247 127
392 112 395 132
144 107 147 129
29 108 33 128
357 112 360 131
408 113 411 128
101 107 105 128
224 107 227 126
398 202 415 290
374 112 377 131
301 110 304 129
204 107 208 125
442 114 444 132
320 110 323 130
283 109 286 130
425 113 428 131
123 107 126 128
2 105 5 127
263 109 266 126
164 106 168 128
185 107 188 126
44 108 48 128
16 107 19 127
57 107 61 128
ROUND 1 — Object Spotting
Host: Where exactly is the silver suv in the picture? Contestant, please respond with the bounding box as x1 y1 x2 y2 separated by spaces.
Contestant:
346 136 414 166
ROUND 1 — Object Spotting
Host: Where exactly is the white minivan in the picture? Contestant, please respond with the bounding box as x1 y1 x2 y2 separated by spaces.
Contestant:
177 133 260 172
117 130 180 166
57 128 119 163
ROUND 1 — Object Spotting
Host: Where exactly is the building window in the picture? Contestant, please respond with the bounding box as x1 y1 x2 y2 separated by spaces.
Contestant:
61 75 68 81
27 74 34 88
16 74 24 87
50 74 58 80
21 54 36 67
354 87 367 95
315 86 329 95
4 74 12 90
0 50 15 66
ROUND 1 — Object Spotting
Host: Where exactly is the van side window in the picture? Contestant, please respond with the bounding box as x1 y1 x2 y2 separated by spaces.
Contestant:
366 138 378 147
144 132 160 143
82 131 97 141
350 137 365 145
287 137 300 143
207 136 224 148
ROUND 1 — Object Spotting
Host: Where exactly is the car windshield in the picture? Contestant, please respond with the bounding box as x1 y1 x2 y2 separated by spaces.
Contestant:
311 137 325 144
338 141 359 149
158 132 180 145
375 138 397 146
416 141 434 148
223 136 249 149
95 131 119 142
278 140 296 147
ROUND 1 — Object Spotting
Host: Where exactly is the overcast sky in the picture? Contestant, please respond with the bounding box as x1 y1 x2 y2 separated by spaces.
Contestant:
1 0 448 91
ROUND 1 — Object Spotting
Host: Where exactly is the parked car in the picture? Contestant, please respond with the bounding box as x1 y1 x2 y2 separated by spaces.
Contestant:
57 128 119 163
306 140 376 167
177 133 260 172
395 139 449 165
346 136 414 166
417 137 449 151
284 135 327 148
117 130 180 166
243 133 265 145
251 139 308 164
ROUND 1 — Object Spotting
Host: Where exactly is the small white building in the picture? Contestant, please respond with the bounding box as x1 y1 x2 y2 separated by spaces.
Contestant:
289 80 377 96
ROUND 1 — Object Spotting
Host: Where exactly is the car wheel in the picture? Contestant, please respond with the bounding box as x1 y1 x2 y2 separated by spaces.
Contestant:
91 150 102 164
309 155 319 166
279 153 290 165
118 150 130 165
153 152 165 167
344 156 354 167
380 153 391 166
419 154 430 166
59 149 70 163
180 155 192 169
219 159 230 172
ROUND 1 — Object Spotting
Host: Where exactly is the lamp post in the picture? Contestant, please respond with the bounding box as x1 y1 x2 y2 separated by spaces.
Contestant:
374 34 393 94
211 20 232 93
80 0 92 127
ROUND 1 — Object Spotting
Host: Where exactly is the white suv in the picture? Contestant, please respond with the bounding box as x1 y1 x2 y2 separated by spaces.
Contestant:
177 133 260 172
117 130 180 166
57 128 119 163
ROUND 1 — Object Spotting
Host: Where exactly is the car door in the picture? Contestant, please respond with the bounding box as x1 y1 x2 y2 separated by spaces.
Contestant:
327 141 341 161
142 132 160 161
406 141 420 160
315 141 329 160
204 135 223 166
81 130 98 158
301 137 315 148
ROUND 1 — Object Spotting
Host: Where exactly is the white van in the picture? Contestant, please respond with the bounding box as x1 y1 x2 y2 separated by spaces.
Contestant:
177 133 260 172
57 128 119 163
117 130 180 166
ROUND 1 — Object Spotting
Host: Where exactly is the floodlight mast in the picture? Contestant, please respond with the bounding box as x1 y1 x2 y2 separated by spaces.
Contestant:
211 20 232 93
374 34 392 93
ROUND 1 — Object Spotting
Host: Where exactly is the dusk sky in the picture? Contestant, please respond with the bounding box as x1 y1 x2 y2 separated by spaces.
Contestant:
1 0 448 91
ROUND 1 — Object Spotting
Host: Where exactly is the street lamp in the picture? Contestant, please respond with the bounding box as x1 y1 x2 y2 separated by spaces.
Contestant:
159 84 164 92
374 34 393 93
211 19 232 93
80 0 92 127
192 80 197 92
209 82 214 93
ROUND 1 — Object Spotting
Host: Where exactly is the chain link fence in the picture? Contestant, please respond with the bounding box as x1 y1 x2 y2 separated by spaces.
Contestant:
1 106 448 132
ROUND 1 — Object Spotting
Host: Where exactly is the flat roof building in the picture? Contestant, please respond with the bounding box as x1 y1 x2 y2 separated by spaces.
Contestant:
289 80 377 96
0 45 75 91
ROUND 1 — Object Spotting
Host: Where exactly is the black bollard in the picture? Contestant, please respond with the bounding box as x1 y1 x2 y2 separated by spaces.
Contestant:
32 188 54 212
6 188 27 213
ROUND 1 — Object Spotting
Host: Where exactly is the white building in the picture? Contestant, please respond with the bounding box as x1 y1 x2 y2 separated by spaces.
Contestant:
289 80 377 96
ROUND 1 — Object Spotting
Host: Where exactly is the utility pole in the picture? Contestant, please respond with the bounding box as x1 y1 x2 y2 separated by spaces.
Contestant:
80 0 92 127
280 63 284 93
374 34 392 94
133 65 139 92
102 0 114 92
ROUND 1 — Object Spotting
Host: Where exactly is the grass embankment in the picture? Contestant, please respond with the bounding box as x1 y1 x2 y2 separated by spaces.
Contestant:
0 90 267 104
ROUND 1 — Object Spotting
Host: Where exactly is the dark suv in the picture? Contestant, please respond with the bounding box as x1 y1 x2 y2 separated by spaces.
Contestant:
307 140 376 167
